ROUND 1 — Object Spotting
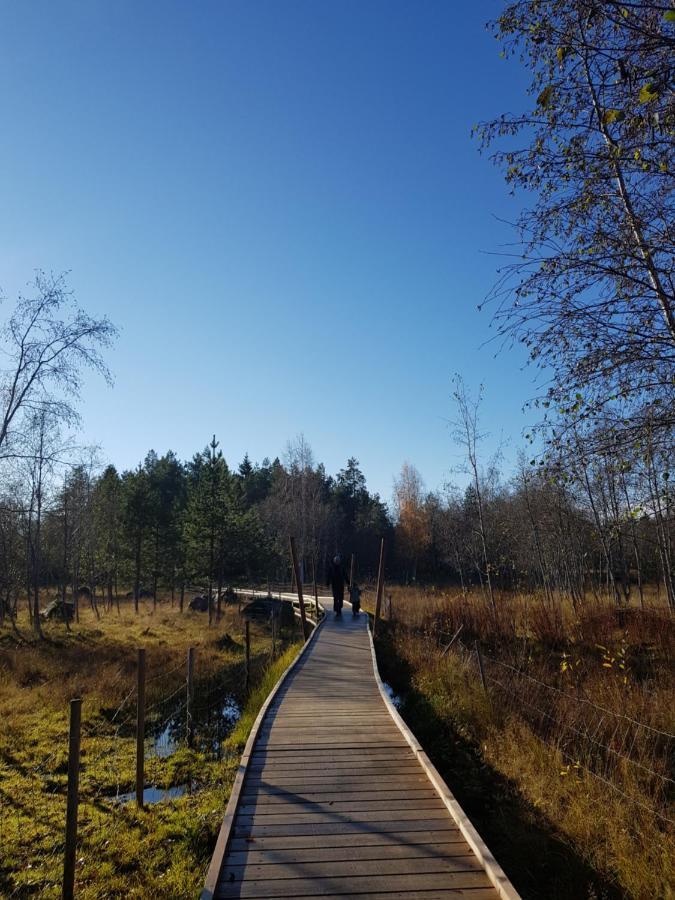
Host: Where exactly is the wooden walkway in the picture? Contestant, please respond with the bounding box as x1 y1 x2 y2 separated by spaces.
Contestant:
203 607 517 899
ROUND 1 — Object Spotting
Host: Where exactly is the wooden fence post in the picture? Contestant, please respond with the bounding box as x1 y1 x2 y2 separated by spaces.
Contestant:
312 557 320 620
441 624 464 657
373 539 386 638
62 697 82 900
475 641 487 693
245 620 251 692
186 647 195 747
289 536 308 638
136 649 146 809
349 553 355 591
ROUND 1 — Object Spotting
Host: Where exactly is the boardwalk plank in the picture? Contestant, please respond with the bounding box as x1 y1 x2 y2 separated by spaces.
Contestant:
238 798 445 816
245 769 423 783
216 870 493 898
218 891 496 900
226 829 464 852
241 789 437 804
225 841 470 865
222 854 483 880
233 816 459 838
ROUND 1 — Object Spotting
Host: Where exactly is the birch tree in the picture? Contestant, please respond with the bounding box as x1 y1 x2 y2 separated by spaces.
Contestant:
477 2 674 458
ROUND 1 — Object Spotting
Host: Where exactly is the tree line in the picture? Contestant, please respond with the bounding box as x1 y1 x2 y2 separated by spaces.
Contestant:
0 431 392 632
394 380 674 610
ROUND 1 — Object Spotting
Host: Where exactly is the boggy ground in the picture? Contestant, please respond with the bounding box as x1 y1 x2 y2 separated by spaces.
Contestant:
369 586 674 900
0 597 303 898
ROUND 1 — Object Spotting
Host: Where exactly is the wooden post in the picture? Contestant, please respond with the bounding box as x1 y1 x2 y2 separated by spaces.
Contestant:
245 620 251 692
349 553 355 592
135 649 146 809
373 539 386 637
62 697 82 900
388 594 393 620
312 557 320 620
289 537 308 638
475 641 487 693
186 647 195 747
441 624 464 657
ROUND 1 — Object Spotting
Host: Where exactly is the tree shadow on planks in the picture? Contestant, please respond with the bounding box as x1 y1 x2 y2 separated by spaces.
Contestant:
374 629 622 900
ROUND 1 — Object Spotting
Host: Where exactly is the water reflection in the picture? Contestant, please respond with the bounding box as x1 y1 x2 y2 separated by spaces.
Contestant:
115 784 188 805
149 693 241 759
382 681 403 709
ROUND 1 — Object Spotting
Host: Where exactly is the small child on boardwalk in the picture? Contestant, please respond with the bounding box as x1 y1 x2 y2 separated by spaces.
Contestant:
350 584 362 617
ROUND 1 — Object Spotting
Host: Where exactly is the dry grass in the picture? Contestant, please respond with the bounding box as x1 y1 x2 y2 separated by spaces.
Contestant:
368 585 674 900
0 595 302 898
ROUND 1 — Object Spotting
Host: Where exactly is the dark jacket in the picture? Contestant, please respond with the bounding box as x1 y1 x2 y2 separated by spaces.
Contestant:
326 560 349 596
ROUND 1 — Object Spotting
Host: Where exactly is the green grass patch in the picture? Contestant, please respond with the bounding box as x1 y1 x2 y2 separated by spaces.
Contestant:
0 602 304 898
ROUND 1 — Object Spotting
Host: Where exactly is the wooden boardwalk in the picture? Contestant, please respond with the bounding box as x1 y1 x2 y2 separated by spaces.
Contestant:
203 606 517 899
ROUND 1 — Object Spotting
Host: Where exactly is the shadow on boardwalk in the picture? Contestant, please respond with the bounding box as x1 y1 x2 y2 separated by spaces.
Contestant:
374 632 622 900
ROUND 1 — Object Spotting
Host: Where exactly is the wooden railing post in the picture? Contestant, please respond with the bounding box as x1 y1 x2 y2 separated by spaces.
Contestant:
245 620 251 692
289 536 308 638
475 641 487 693
312 557 320 620
186 647 195 747
373 539 386 638
62 697 82 900
135 649 146 809
271 607 276 658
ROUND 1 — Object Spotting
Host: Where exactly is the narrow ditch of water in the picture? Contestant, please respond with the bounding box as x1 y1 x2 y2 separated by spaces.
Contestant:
382 681 404 709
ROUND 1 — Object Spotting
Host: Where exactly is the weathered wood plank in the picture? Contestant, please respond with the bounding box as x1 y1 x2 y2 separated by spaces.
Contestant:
227 829 464 852
216 870 493 898
238 798 445 816
237 806 448 827
241 788 436 804
250 748 415 761
244 772 423 786
218 890 496 900
262 733 403 744
222 854 483 881
233 816 456 838
225 840 470 865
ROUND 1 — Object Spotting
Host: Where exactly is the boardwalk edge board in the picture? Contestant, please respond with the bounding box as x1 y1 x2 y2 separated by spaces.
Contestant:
200 607 325 900
367 623 521 900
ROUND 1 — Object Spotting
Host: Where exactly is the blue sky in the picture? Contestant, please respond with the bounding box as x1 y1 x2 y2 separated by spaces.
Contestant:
0 0 539 502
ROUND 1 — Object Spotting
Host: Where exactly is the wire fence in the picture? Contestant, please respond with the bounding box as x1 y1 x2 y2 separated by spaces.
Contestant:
405 619 675 828
0 594 310 897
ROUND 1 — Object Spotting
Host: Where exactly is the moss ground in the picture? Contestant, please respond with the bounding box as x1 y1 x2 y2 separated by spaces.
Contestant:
0 598 302 898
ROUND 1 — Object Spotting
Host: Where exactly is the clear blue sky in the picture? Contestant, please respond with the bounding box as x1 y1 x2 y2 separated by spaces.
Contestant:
0 0 539 502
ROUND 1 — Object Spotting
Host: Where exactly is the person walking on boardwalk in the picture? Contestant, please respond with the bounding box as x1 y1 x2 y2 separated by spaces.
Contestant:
326 554 349 618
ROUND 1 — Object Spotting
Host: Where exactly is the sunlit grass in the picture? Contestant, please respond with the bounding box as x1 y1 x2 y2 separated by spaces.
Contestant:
0 597 303 898
371 585 674 899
